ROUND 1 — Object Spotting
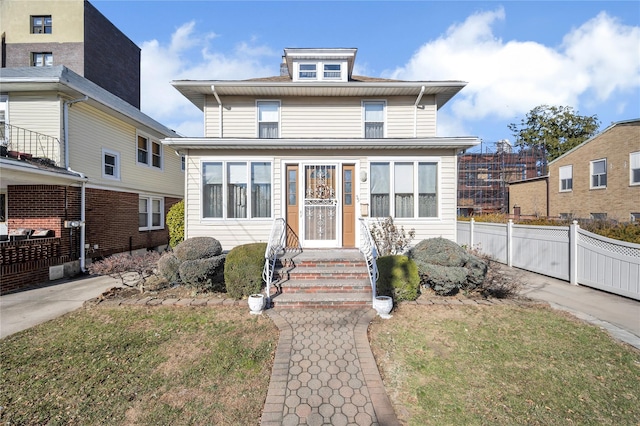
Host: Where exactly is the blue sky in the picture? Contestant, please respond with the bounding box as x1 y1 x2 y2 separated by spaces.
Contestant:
92 1 640 150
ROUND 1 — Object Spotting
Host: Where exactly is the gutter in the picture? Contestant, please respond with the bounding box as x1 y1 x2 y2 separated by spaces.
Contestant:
414 85 425 137
211 85 223 138
63 95 89 272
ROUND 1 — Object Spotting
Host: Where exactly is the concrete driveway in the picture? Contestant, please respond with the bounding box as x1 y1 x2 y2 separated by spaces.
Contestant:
0 275 120 339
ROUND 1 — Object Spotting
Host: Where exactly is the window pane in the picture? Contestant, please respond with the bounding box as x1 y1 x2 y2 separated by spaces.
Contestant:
370 163 390 194
259 123 278 138
139 198 148 228
395 194 413 218
152 199 161 227
418 163 437 193
371 195 389 217
258 102 279 121
394 163 414 193
137 136 148 164
203 163 222 218
228 162 247 218
364 103 384 121
365 123 384 138
593 160 605 174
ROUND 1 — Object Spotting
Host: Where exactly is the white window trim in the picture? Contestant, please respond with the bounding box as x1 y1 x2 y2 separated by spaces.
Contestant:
590 158 607 189
139 195 164 231
102 148 120 180
136 131 163 170
630 151 640 186
200 158 274 221
362 100 387 138
368 157 441 219
256 100 281 138
559 165 573 192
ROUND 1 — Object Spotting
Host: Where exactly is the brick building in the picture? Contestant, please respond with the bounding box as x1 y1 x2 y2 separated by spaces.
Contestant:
509 119 640 221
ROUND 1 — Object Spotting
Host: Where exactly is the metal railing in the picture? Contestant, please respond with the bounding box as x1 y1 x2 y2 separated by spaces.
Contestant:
359 218 379 303
1 123 62 167
262 218 286 307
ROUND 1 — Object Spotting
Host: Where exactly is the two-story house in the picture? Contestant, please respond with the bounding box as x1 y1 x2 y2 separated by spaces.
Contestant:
0 1 183 293
163 48 479 251
508 118 640 221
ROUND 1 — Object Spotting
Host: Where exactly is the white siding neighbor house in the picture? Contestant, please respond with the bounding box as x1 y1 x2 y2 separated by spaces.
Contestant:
164 48 480 250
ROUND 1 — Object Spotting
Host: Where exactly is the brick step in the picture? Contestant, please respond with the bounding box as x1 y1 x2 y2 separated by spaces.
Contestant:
270 292 372 309
276 266 369 281
272 278 372 294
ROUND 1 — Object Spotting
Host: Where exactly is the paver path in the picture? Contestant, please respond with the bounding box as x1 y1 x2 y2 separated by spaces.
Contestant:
261 308 399 426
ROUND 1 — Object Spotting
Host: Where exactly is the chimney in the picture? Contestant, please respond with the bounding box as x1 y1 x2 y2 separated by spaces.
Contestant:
280 56 289 77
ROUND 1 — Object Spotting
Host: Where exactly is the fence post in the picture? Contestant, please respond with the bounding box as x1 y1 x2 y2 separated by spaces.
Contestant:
507 219 513 267
469 218 474 248
570 220 578 285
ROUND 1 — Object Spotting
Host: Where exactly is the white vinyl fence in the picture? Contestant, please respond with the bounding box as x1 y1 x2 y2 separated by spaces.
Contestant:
457 219 640 301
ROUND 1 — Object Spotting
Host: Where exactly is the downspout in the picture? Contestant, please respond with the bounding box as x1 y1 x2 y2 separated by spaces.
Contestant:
414 86 425 138
63 96 88 271
211 85 223 138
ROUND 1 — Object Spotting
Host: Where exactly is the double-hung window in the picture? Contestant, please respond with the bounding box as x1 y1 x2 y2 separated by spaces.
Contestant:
203 161 272 219
370 160 438 218
257 101 279 138
630 152 640 185
102 148 120 180
31 16 52 34
32 52 53 67
139 196 163 230
363 101 385 138
559 165 572 191
137 133 162 169
591 159 607 189
299 63 317 79
323 64 341 79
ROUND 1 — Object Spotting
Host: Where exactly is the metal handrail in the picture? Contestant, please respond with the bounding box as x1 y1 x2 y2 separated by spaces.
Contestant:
1 123 62 166
262 218 286 307
359 218 378 304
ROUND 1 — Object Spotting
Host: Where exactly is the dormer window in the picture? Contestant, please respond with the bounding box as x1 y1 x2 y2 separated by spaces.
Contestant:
299 64 317 79
324 64 341 79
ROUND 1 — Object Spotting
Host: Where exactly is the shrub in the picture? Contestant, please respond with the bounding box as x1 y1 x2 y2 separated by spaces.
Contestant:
370 217 415 256
166 200 185 248
88 251 160 293
174 237 223 262
376 255 420 302
178 255 226 292
157 252 181 284
407 237 488 295
224 243 267 300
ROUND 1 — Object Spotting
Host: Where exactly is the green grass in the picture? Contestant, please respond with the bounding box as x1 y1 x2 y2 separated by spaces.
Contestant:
0 306 277 425
370 303 640 425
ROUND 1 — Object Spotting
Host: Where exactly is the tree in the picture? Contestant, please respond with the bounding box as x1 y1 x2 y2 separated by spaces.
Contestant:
508 105 600 171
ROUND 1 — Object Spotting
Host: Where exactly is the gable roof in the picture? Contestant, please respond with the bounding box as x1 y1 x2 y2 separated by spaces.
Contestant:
0 66 179 138
548 118 640 165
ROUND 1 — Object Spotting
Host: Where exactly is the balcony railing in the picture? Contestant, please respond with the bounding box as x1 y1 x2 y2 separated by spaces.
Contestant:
1 123 62 167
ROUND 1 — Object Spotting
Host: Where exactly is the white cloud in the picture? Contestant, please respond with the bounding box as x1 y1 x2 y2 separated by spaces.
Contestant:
388 8 640 136
139 21 276 136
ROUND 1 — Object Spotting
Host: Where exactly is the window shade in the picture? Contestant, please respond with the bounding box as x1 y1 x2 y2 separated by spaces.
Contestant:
228 162 246 184
203 163 222 184
252 162 271 184
394 163 414 192
418 162 437 193
370 163 390 194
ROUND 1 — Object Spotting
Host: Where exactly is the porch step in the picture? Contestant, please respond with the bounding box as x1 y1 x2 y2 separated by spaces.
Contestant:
268 249 373 308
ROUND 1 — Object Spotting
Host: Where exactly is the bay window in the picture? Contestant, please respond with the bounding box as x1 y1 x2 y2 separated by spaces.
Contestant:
370 160 438 218
203 161 272 219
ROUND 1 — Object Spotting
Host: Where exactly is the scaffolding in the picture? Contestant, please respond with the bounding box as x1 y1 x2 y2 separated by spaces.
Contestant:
457 140 545 215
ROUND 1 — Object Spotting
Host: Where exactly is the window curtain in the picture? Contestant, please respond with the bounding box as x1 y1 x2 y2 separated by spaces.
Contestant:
418 162 437 217
252 162 271 218
258 102 279 138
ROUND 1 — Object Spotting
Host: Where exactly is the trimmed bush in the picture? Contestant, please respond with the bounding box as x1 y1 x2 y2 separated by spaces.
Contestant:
174 237 223 262
407 237 488 295
376 255 420 302
166 200 185 248
224 243 267 300
157 252 181 284
178 255 226 292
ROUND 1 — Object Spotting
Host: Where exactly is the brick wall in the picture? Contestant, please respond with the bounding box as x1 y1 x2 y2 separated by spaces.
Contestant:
548 122 640 221
4 42 84 72
83 1 141 108
508 178 549 217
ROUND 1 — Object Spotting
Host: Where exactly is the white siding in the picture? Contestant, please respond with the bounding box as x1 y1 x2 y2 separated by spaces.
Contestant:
202 95 438 139
68 103 183 197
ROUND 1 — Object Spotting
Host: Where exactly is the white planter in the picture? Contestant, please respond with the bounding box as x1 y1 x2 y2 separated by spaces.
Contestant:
373 296 393 319
248 293 265 314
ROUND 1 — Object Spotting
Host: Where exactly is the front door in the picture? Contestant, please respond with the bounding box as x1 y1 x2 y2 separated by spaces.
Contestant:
342 165 356 247
303 164 338 247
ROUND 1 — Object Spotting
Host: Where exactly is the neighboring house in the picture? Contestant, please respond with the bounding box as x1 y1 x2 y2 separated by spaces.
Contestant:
0 0 141 108
163 48 480 251
0 0 183 293
508 119 640 221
